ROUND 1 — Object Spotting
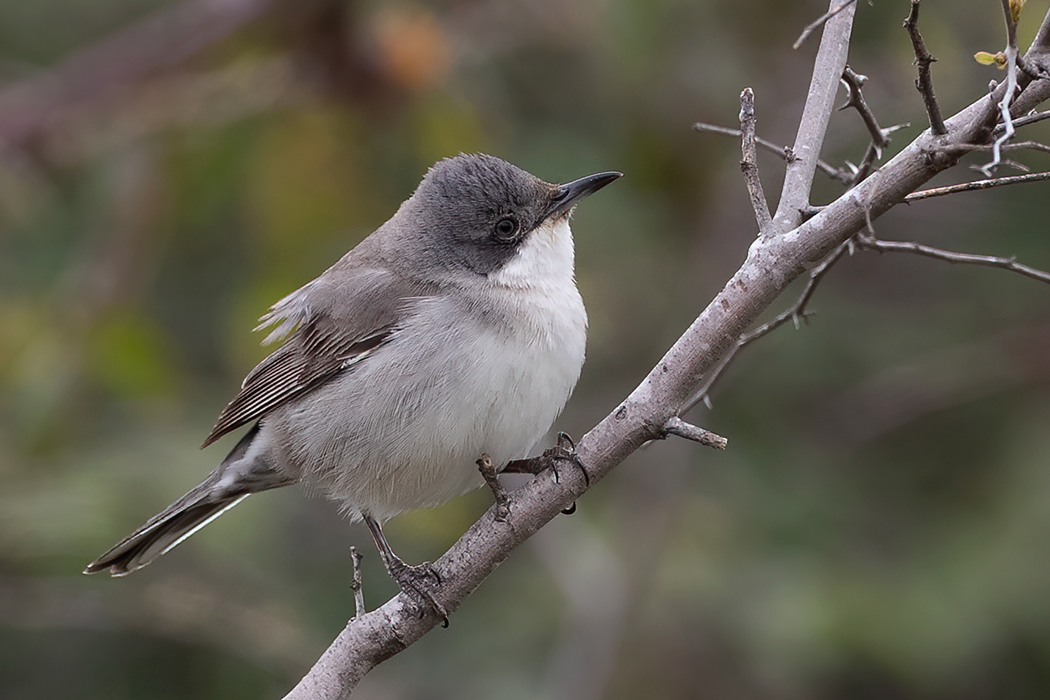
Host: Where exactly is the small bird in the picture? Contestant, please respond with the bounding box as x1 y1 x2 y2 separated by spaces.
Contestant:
85 154 620 612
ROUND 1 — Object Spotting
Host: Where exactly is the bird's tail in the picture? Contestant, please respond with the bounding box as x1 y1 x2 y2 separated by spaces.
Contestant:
84 424 290 576
84 489 251 576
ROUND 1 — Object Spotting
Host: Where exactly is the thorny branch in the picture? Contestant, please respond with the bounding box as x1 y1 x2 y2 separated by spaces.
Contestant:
739 88 773 233
697 66 911 192
997 109 1050 131
840 67 890 152
740 244 850 347
907 171 1050 201
905 0 947 135
839 66 908 184
856 233 1050 285
693 122 852 185
958 140 1050 156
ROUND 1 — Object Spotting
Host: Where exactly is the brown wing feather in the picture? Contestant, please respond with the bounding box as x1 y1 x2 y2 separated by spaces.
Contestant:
200 263 435 449
201 320 395 448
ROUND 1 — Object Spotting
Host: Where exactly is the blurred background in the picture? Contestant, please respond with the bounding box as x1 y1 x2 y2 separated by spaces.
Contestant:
2 0 1050 698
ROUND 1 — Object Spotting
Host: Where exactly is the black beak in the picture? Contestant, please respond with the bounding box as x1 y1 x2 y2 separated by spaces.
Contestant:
544 171 622 220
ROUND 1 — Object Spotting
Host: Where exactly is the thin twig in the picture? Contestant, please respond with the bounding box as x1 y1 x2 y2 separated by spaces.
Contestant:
956 140 1050 155
350 547 365 620
662 417 728 450
850 144 882 185
793 0 860 49
979 0 1023 175
840 68 886 185
904 0 947 135
740 241 849 346
840 67 890 151
995 109 1050 132
906 170 1050 200
693 122 853 185
739 88 773 233
1017 53 1050 81
838 66 911 184
856 233 1050 284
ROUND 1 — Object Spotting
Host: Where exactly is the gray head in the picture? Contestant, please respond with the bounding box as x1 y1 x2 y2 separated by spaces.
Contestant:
381 154 621 276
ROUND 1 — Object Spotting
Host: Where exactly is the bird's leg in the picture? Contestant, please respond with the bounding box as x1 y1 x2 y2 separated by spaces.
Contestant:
363 514 448 626
476 454 511 521
503 432 590 486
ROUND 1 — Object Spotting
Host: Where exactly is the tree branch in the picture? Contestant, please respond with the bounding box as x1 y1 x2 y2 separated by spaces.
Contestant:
840 67 890 153
739 242 848 347
349 548 364 620
282 6 1050 698
772 0 856 234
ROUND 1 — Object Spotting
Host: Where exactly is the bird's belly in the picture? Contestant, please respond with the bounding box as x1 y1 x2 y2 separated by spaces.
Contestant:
267 290 586 520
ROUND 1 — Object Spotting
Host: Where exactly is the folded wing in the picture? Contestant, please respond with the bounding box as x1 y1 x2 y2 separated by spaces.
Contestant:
201 267 431 447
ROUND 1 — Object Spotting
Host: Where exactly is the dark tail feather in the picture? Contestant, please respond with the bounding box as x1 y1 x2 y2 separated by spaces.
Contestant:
84 489 250 576
85 422 289 576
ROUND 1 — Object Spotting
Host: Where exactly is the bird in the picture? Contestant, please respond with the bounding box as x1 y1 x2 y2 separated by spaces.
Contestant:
85 153 621 614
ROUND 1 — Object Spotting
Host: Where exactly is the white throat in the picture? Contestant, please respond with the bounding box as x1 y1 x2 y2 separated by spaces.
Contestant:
490 217 577 290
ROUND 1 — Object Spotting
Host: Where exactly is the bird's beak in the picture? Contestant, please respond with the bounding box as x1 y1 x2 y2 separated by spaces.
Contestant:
544 171 623 220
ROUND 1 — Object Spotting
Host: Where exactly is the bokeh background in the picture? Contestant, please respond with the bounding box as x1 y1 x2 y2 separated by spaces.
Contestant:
3 0 1050 698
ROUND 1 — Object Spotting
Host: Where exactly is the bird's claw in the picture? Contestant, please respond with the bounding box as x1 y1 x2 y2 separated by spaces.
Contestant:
548 432 589 487
389 560 449 627
500 432 589 515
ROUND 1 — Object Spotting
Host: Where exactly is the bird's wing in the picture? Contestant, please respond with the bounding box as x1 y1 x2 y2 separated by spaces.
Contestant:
201 268 426 448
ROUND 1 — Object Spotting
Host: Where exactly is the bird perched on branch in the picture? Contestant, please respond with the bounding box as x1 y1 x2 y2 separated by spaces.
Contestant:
85 153 620 617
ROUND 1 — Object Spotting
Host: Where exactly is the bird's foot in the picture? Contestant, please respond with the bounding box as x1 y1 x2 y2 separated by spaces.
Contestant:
388 558 449 627
505 432 589 484
477 454 511 521
503 432 588 514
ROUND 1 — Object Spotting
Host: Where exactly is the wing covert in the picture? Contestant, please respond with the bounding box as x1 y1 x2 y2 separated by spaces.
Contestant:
201 268 424 448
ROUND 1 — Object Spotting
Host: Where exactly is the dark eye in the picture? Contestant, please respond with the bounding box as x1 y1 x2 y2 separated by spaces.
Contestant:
492 217 519 242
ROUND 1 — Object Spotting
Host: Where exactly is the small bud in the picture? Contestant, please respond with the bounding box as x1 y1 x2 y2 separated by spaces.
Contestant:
1010 0 1026 23
974 51 1008 69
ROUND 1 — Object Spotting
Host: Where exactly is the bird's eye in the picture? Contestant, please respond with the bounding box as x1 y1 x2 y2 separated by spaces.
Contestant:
492 217 519 242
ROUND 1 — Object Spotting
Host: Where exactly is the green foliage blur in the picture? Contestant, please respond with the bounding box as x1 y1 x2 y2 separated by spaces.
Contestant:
3 0 1050 698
